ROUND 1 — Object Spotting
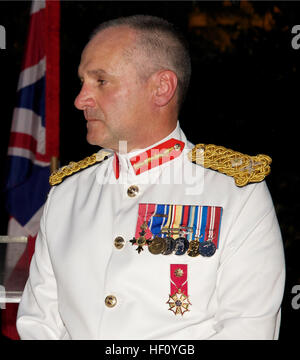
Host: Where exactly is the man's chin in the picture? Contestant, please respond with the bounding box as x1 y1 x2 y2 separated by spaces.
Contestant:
85 122 104 146
85 128 101 145
86 134 102 147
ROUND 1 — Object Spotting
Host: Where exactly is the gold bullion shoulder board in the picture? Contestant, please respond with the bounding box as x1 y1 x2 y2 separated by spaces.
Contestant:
188 143 272 187
49 150 112 186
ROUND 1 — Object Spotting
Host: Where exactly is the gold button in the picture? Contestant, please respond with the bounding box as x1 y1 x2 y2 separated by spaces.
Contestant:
105 295 117 308
174 143 181 151
114 236 125 249
127 185 139 197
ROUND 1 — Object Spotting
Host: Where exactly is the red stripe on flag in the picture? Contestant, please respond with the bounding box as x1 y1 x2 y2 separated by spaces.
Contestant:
35 152 51 163
21 7 45 70
9 132 37 152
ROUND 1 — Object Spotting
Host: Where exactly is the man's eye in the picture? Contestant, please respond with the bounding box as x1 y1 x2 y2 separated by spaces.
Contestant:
98 79 106 85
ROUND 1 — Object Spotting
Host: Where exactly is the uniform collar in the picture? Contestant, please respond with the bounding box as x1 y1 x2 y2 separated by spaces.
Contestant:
113 121 185 179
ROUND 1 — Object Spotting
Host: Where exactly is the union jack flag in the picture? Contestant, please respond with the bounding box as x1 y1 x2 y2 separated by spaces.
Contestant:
2 0 60 339
6 0 60 236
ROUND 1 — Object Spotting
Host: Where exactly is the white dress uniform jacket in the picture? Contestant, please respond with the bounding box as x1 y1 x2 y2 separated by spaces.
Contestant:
17 122 285 340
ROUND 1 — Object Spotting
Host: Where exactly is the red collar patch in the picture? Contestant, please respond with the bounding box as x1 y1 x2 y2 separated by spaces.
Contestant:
130 138 185 176
112 138 185 179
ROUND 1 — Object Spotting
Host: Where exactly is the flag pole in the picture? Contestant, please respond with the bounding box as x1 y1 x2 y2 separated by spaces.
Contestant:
50 156 59 173
46 0 60 173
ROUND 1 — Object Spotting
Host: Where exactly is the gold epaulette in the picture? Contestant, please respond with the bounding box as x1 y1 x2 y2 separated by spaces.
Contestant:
188 144 272 187
49 151 112 186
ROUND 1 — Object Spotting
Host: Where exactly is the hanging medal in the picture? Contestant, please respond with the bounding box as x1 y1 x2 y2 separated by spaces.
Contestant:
148 235 166 255
187 237 201 257
161 232 176 255
166 264 191 315
198 238 216 257
148 204 170 255
173 206 191 256
186 205 201 257
159 204 176 255
173 228 190 256
163 205 190 256
129 203 153 253
174 206 190 256
198 206 222 257
129 221 152 254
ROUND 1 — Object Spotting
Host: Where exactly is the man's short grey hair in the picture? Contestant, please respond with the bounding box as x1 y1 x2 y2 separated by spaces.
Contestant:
90 15 191 111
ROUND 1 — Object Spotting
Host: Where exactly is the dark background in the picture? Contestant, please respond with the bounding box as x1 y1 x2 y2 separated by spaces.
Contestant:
0 0 299 340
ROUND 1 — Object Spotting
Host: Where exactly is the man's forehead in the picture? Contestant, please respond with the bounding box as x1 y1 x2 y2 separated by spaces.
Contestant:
78 27 138 76
87 25 137 51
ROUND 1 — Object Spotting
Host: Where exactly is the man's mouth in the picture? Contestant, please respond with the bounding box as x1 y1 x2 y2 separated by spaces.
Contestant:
84 109 103 122
86 117 100 121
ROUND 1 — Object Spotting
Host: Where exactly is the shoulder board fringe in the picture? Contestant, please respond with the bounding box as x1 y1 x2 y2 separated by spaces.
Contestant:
188 144 272 187
49 151 112 186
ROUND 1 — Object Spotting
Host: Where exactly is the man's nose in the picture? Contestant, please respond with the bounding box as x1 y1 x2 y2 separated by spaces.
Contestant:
74 85 96 110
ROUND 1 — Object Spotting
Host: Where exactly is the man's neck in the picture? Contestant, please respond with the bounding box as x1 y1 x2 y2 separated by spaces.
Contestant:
124 121 179 154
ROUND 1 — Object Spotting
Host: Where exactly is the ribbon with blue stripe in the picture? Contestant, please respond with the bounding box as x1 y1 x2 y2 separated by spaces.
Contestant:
148 204 170 237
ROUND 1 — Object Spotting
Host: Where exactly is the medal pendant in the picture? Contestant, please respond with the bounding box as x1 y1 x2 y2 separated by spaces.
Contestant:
166 290 191 316
129 221 151 254
187 240 200 257
161 236 176 255
148 236 166 255
174 237 189 256
198 240 216 257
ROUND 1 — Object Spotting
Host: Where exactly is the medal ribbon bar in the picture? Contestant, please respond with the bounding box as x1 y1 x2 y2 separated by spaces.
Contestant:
134 203 223 251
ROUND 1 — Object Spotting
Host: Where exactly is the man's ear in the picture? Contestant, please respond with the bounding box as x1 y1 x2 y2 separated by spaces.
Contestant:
152 70 178 107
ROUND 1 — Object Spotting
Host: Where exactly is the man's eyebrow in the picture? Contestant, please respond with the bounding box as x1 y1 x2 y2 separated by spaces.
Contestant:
88 69 109 76
78 69 108 78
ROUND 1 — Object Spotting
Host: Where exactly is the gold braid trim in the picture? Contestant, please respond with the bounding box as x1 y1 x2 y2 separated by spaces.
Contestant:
49 151 112 186
188 144 272 187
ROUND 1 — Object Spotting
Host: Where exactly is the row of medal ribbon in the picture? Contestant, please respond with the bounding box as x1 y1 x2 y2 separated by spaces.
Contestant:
129 223 217 257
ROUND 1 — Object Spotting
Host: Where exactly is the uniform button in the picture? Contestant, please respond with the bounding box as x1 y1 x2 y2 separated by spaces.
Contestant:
105 295 117 308
114 236 125 249
174 143 181 151
127 185 139 197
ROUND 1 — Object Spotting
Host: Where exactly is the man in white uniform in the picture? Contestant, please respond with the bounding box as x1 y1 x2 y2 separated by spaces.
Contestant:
16 15 285 340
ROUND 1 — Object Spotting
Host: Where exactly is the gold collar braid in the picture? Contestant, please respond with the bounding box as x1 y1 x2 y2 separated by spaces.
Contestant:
188 144 272 187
